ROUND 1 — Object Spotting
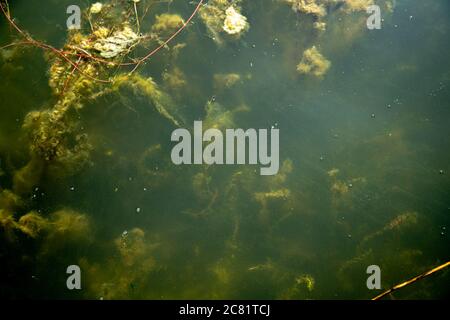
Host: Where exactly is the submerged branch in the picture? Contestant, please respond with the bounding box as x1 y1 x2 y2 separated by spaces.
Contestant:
372 261 450 300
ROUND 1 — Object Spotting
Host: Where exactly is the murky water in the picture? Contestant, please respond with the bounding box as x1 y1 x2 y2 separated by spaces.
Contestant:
0 0 449 299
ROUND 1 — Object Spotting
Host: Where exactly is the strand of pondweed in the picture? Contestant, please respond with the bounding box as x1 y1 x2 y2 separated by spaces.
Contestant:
61 56 83 96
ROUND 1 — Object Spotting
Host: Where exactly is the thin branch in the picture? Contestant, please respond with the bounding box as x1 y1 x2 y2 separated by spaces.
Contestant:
129 0 204 73
61 56 83 96
372 260 450 300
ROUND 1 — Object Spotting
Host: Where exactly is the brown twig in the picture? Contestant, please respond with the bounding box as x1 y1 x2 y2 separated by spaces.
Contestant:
61 56 83 96
129 0 204 73
372 260 450 300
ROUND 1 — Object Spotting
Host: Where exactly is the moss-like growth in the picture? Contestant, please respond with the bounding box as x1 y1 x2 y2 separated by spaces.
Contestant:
213 73 241 91
1 213 18 244
39 209 93 254
199 0 248 45
12 156 44 195
22 108 92 178
280 273 315 298
163 67 187 92
223 6 249 36
113 74 184 127
151 14 185 36
284 0 327 17
343 0 374 13
0 189 23 212
297 46 331 78
17 211 48 238
203 100 249 130
81 228 158 299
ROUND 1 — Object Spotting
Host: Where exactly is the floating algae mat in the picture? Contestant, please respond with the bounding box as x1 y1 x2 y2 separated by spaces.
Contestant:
0 0 449 300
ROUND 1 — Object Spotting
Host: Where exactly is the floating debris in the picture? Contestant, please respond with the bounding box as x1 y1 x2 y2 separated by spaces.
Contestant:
92 26 140 58
90 2 103 14
223 6 249 35
199 0 249 45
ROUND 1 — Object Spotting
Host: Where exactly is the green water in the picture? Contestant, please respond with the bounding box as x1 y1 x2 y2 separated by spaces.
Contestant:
0 0 449 299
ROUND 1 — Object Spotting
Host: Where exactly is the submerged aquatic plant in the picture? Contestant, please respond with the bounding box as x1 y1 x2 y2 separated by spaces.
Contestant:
81 228 159 299
223 6 249 35
297 46 331 77
0 0 203 185
0 0 202 297
199 0 249 45
213 73 242 91
1 0 444 301
92 25 140 59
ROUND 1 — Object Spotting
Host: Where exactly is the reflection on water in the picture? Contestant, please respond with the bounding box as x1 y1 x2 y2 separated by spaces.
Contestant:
0 0 449 299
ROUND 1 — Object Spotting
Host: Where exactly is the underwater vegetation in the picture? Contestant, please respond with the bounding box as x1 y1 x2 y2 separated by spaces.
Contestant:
297 46 331 77
199 0 249 45
0 0 449 299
